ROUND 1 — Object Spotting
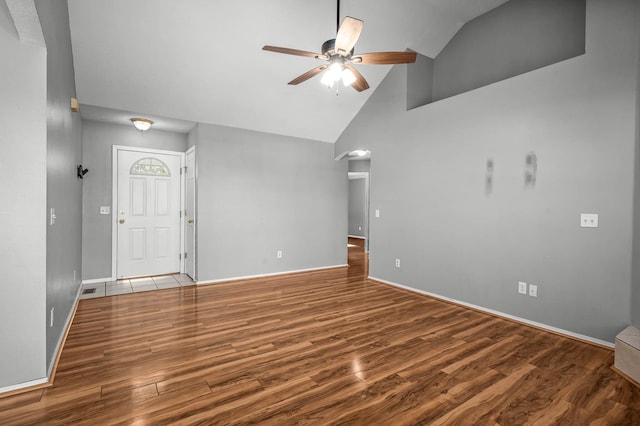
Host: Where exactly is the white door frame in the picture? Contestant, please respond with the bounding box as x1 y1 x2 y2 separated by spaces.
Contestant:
111 145 186 280
185 145 196 280
348 171 370 252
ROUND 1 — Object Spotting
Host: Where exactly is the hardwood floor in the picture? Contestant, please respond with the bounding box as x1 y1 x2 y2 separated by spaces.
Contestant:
2 240 639 424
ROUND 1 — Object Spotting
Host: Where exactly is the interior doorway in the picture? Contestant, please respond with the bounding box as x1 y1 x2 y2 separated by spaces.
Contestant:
112 146 185 279
347 236 368 278
347 150 371 278
348 153 370 252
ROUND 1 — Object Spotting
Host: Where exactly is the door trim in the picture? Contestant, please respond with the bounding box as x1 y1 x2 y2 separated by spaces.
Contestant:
348 171 370 251
111 145 186 280
185 145 196 280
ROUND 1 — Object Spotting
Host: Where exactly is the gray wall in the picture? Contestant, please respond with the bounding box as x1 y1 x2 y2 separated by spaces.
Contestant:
335 0 638 343
81 121 187 280
433 0 586 102
36 0 84 375
407 53 434 110
632 18 640 328
349 159 371 173
0 1 47 388
192 123 347 282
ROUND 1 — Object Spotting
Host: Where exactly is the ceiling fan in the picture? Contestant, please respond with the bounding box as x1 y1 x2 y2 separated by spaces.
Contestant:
262 0 416 92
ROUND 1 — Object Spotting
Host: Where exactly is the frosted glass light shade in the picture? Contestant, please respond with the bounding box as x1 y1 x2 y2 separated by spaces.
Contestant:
130 118 153 132
321 62 345 87
321 70 334 87
342 68 356 86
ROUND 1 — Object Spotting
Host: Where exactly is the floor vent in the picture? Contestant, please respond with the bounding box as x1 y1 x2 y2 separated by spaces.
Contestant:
82 288 96 295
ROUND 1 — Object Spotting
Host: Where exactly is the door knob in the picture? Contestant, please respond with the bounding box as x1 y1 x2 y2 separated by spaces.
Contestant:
187 219 193 224
119 219 125 224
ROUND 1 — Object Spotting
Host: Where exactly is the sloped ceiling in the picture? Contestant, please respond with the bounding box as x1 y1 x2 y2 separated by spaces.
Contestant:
68 0 508 141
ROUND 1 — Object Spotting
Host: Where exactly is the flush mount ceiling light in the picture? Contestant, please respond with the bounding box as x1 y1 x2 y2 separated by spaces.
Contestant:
349 149 369 158
130 117 153 133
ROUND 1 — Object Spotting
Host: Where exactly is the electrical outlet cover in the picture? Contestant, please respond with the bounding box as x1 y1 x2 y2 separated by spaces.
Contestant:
529 284 538 297
580 213 598 228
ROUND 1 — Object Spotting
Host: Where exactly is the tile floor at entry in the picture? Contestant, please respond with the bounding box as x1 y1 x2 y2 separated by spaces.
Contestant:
80 274 195 299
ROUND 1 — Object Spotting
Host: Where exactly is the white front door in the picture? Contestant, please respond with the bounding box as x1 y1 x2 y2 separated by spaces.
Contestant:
116 148 183 278
185 147 196 279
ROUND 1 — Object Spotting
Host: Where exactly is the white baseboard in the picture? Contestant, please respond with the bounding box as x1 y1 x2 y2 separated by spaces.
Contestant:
196 264 349 285
370 276 614 349
81 277 112 285
47 284 82 378
1 283 83 396
0 377 48 395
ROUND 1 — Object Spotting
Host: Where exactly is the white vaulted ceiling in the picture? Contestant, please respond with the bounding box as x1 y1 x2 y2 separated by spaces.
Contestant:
68 0 508 141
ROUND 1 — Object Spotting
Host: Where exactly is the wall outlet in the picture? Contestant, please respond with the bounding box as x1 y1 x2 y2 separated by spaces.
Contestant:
50 208 56 226
580 213 598 228
518 281 527 295
375 209 380 218
100 206 110 215
276 250 283 259
50 307 54 327
528 284 538 297
395 258 401 268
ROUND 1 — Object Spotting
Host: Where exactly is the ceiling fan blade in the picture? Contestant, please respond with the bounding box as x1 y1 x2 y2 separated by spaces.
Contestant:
335 16 363 55
263 45 327 60
288 64 328 85
344 65 369 92
352 51 417 65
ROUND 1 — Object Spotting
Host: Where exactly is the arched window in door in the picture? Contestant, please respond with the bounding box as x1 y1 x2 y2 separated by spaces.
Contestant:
130 157 171 176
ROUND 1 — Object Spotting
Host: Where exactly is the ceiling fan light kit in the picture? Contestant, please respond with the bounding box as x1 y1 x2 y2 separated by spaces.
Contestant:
320 57 355 88
263 0 416 93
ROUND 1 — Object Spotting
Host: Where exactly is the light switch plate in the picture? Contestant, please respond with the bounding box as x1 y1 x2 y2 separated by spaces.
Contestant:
518 281 527 295
580 213 598 228
529 284 538 297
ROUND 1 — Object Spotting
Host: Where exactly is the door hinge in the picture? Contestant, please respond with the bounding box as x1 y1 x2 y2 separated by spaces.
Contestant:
184 252 188 259
179 253 182 260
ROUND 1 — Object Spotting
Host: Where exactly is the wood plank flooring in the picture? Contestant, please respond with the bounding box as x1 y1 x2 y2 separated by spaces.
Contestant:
2 239 639 424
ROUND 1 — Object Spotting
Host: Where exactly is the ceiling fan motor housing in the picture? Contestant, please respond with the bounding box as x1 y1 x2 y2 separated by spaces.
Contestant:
322 39 354 58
